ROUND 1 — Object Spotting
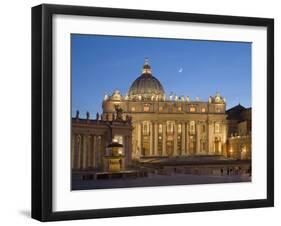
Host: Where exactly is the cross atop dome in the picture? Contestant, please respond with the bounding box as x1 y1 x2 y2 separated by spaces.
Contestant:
142 57 152 74
144 57 149 65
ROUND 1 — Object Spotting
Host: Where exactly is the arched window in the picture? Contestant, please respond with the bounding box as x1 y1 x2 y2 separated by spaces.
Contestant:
158 124 163 133
190 106 196 112
167 121 174 133
178 124 182 133
143 105 149 112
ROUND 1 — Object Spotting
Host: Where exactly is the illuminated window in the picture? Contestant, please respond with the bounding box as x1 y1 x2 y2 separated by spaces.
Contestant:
131 106 136 112
190 106 196 112
167 122 174 133
190 121 195 134
215 122 220 133
159 106 163 112
201 107 206 113
178 106 182 111
216 107 221 113
158 124 163 133
143 105 150 112
178 124 182 133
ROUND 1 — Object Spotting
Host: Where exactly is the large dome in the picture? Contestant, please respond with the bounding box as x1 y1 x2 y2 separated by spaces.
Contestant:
128 59 165 100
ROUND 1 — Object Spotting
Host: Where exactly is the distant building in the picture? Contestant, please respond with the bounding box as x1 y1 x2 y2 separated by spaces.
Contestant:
226 104 251 159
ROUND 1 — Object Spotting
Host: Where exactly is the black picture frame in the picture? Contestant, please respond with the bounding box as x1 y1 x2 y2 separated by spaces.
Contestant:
32 3 274 222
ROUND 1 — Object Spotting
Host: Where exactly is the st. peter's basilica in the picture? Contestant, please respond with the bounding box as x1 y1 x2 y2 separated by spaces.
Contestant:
71 59 251 173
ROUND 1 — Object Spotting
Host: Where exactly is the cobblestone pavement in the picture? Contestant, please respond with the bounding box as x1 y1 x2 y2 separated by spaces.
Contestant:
72 173 251 190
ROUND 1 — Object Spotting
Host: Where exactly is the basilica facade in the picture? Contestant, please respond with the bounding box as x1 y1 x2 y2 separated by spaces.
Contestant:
102 59 228 160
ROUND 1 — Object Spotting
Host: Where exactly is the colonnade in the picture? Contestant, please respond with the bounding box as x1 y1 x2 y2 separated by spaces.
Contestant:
71 134 103 170
72 134 133 170
134 120 226 157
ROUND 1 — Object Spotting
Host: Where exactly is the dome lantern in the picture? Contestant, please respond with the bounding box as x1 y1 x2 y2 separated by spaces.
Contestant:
142 58 152 74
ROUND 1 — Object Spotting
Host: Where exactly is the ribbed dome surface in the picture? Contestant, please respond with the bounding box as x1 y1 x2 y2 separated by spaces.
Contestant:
128 59 165 99
128 73 164 97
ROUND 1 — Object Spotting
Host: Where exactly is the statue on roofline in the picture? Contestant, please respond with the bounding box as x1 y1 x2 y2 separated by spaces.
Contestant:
75 110 79 119
114 104 124 121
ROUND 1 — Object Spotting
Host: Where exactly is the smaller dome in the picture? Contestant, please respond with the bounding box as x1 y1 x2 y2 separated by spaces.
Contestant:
110 89 122 101
210 92 225 103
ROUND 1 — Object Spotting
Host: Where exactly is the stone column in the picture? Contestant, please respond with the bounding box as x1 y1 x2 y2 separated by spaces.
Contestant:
181 122 186 156
94 136 99 168
222 122 227 156
206 121 209 154
137 122 142 157
218 135 222 154
186 122 189 155
79 135 84 169
150 122 154 156
87 136 92 168
71 134 75 169
173 122 178 156
92 135 96 168
124 136 129 167
196 122 200 154
127 135 132 165
162 123 167 156
76 135 81 169
154 122 158 156
99 136 104 169
208 122 213 154
82 135 88 169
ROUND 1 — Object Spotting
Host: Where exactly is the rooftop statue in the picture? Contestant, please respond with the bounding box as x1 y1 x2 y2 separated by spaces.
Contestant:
75 110 79 119
114 104 124 121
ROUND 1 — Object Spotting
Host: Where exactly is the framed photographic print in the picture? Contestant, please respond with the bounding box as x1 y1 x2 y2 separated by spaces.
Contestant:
32 4 274 221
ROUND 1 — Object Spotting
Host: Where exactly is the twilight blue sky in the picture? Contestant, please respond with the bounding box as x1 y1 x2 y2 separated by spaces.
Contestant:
72 34 251 117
